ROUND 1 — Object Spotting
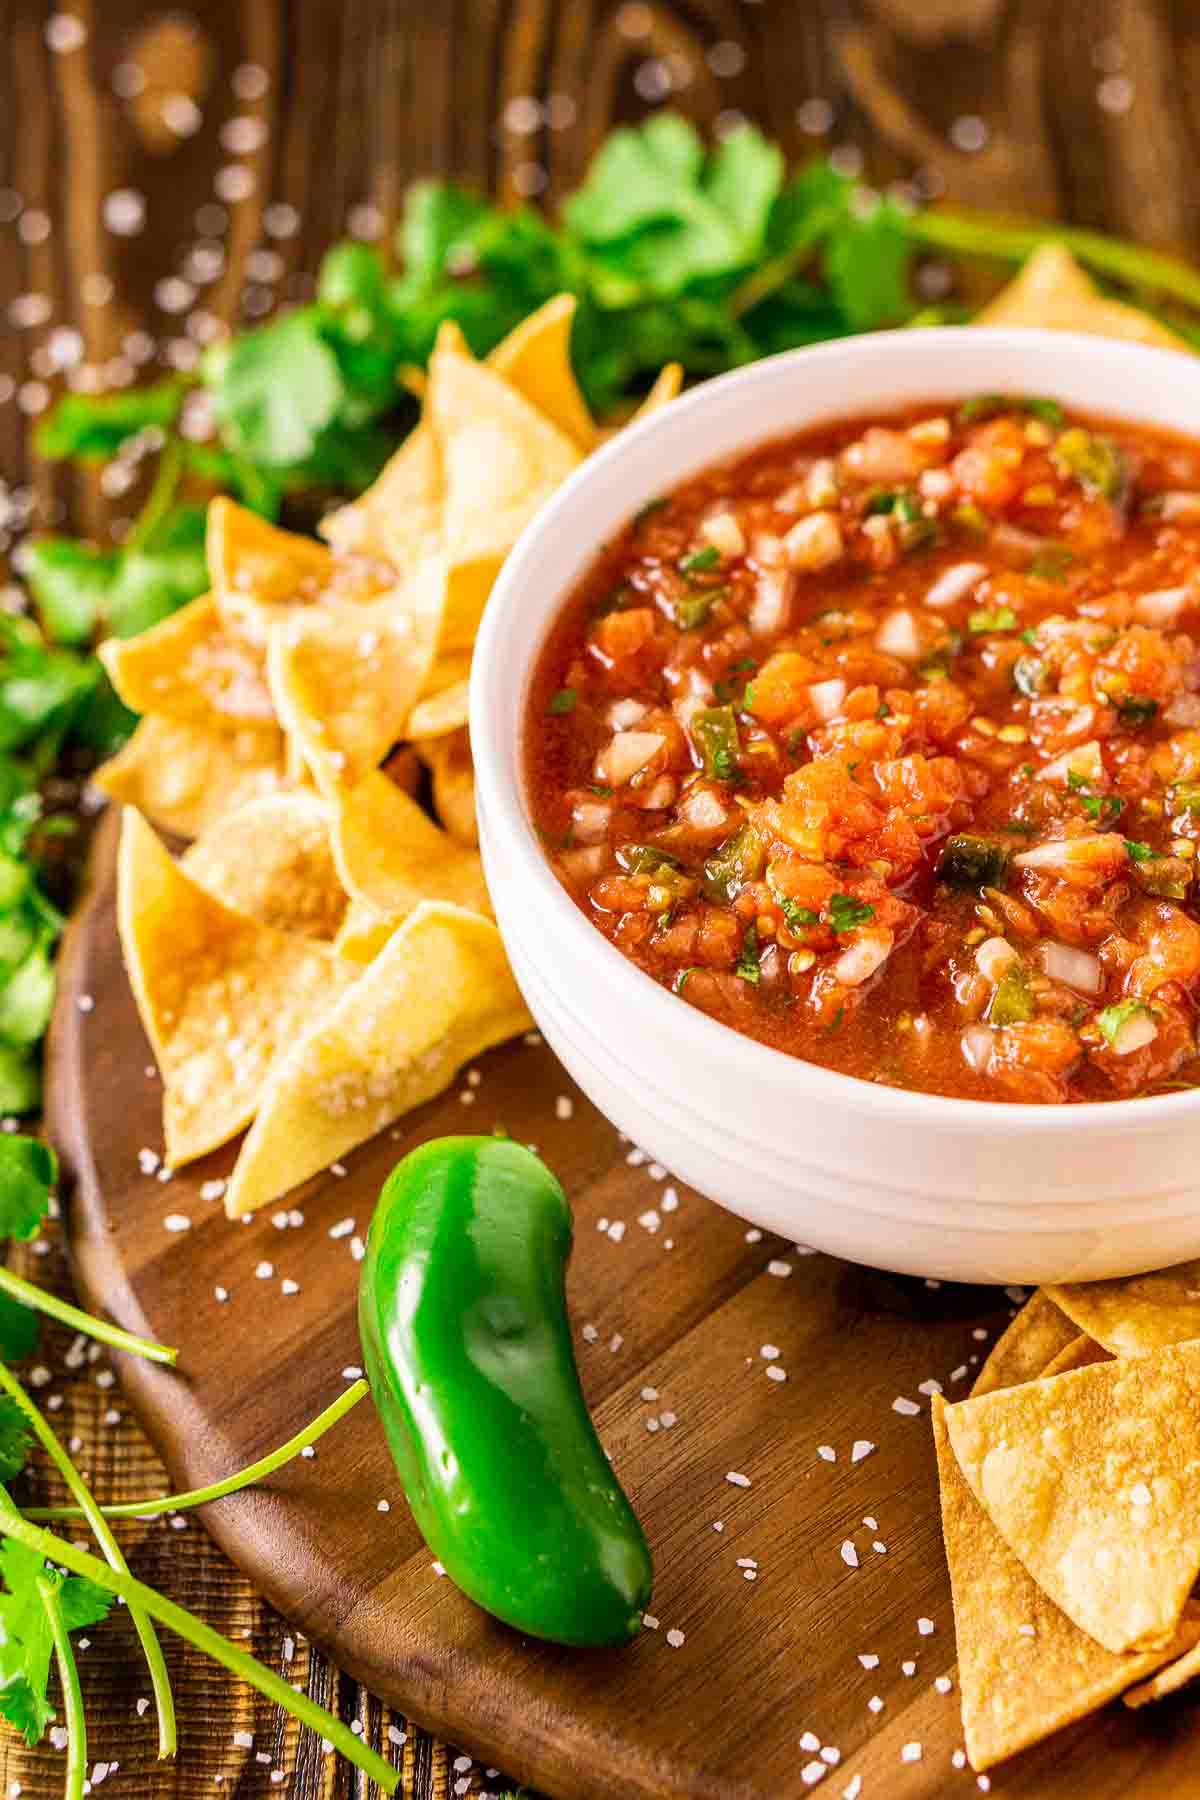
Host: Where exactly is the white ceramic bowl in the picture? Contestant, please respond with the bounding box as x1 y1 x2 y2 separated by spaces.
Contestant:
472 327 1200 1285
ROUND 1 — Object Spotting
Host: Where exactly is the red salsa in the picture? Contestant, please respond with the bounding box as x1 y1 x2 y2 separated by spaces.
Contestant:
525 398 1200 1103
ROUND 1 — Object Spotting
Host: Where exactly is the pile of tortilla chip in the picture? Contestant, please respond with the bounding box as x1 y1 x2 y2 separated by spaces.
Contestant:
95 295 681 1217
936 1263 1200 1770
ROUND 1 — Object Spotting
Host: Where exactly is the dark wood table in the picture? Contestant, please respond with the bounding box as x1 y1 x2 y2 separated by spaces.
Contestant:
5 1 1200 1794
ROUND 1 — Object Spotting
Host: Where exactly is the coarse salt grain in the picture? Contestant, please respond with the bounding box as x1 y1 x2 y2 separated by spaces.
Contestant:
766 1365 787 1383
255 1261 274 1279
892 1396 921 1416
767 1259 791 1277
901 1742 922 1764
867 1695 883 1714
281 1278 299 1296
917 1617 934 1635
843 1778 862 1800
232 1730 253 1748
840 1541 858 1568
760 1344 780 1360
642 1613 659 1629
666 1628 685 1647
163 1214 190 1233
800 1731 821 1752
817 1446 835 1462
725 1471 751 1488
214 1286 229 1303
935 1675 953 1693
901 1659 917 1675
329 1217 355 1238
859 1652 879 1668
801 1765 825 1788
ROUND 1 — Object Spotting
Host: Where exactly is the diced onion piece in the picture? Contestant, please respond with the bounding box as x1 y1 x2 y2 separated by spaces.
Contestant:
679 786 730 831
841 428 921 485
1134 586 1190 626
805 458 839 507
925 562 988 610
634 775 676 810
672 667 715 728
595 729 664 787
1035 739 1104 786
1039 941 1103 995
607 697 648 730
749 567 794 636
975 936 1018 983
1111 1009 1158 1056
782 510 844 572
961 1024 995 1073
561 846 607 883
993 523 1048 561
918 468 955 502
1164 694 1200 728
1013 832 1128 873
808 677 847 722
701 510 746 558
832 927 894 987
1159 491 1200 522
570 799 612 844
875 608 922 662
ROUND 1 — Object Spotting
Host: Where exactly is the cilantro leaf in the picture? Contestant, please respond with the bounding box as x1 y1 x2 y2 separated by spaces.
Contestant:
0 1540 110 1744
34 380 183 463
828 894 876 933
735 923 762 985
104 505 208 640
0 1137 55 1242
22 542 118 648
0 1400 33 1481
824 200 914 331
204 309 346 468
0 1295 38 1362
398 180 493 285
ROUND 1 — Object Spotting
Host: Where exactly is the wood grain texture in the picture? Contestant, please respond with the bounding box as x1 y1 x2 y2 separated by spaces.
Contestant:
7 0 1200 1793
44 812 1200 1800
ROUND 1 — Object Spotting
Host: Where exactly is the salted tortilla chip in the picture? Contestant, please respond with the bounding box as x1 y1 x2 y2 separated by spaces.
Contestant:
223 900 531 1217
333 895 398 965
328 768 490 921
267 570 442 791
117 811 353 1166
488 295 597 451
319 424 445 574
406 677 469 741
945 1343 1200 1653
180 791 347 940
1124 1632 1200 1709
100 594 274 727
427 338 580 630
976 244 1188 350
971 1289 1077 1396
208 498 335 647
932 1396 1197 1770
1047 1261 1200 1357
1040 1335 1113 1379
418 728 477 844
96 714 287 840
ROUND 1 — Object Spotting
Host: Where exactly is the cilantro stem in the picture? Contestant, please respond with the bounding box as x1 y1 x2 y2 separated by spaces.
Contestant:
901 209 1200 313
0 1268 176 1365
0 1361 176 1760
122 434 183 554
0 1513 400 1793
36 1575 85 1800
27 1379 369 1522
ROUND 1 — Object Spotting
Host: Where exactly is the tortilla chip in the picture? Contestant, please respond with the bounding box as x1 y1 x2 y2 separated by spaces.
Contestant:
971 1289 1077 1396
95 714 287 840
328 768 490 921
267 571 442 791
419 728 477 844
932 1397 1197 1770
596 363 686 444
427 338 580 628
223 900 531 1217
488 295 597 451
1040 1335 1113 1379
975 244 1188 350
208 498 335 647
332 895 398 965
319 424 445 574
1047 1261 1200 1357
181 791 347 941
100 594 274 727
117 810 353 1166
1124 1633 1200 1709
406 677 470 741
945 1343 1200 1654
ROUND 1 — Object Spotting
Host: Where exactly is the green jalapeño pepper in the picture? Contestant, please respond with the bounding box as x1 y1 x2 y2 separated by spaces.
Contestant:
358 1136 653 1647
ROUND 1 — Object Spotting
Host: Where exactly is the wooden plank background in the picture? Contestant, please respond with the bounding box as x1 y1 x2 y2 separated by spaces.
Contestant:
4 0 1200 1794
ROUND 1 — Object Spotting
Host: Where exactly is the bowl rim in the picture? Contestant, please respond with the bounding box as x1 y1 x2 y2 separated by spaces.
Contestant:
470 324 1200 1137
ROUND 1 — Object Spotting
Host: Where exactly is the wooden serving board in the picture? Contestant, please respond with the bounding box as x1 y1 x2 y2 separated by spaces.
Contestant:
43 809 1200 1799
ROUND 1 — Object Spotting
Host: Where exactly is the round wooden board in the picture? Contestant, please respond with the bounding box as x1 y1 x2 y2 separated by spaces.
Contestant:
43 808 1200 1800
